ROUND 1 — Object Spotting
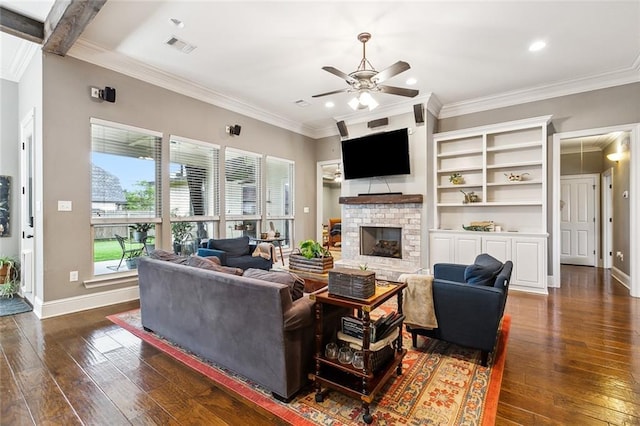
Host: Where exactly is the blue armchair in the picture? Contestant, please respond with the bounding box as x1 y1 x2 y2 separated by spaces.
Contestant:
197 236 272 271
407 254 512 366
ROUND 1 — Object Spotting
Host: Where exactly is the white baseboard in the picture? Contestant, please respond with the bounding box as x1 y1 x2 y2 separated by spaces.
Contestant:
38 286 140 319
509 284 549 295
611 267 630 290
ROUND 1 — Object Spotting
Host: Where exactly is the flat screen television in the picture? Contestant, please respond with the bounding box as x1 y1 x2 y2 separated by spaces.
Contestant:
341 128 410 180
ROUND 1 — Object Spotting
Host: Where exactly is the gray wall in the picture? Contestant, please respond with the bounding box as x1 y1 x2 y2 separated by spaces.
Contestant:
561 151 603 175
322 183 341 224
0 79 20 258
41 53 317 301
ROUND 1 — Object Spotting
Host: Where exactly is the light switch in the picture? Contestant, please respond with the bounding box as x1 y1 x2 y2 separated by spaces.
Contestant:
303 207 310 213
58 200 72 211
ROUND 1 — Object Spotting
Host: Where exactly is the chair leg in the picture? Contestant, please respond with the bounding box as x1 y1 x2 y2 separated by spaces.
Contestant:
411 330 418 348
480 351 489 367
116 253 125 270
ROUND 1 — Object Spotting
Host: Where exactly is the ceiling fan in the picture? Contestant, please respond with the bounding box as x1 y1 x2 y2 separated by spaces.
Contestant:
313 32 419 110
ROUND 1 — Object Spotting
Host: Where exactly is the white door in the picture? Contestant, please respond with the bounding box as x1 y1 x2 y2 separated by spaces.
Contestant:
560 175 597 266
20 110 36 302
602 169 613 268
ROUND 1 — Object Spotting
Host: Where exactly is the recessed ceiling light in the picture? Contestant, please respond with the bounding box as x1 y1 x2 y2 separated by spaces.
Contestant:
325 101 335 108
169 18 184 28
529 40 546 52
406 77 417 85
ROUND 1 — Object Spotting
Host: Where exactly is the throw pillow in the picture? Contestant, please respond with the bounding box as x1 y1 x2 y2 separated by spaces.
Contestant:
474 253 504 272
243 268 305 301
464 254 504 286
186 256 243 276
464 264 498 286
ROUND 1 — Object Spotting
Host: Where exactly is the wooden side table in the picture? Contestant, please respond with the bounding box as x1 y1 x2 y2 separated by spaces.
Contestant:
309 281 407 424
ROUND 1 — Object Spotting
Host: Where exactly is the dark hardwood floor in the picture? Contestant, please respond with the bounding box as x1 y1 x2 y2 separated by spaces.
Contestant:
1 265 638 425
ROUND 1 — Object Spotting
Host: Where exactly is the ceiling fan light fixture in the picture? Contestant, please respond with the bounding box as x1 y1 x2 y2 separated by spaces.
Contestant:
348 91 378 111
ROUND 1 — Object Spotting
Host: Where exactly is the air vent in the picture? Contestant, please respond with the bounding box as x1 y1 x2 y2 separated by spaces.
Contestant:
165 36 197 54
294 99 310 107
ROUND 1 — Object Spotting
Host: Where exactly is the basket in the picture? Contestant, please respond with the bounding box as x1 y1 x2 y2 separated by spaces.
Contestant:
328 268 375 299
288 253 334 273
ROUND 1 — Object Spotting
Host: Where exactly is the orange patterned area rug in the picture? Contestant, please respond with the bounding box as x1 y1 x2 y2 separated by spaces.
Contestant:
108 310 509 425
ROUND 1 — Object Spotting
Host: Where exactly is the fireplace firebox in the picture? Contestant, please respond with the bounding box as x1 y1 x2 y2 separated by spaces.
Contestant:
360 226 402 259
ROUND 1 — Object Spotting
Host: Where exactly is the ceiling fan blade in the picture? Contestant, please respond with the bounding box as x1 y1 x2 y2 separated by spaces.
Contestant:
312 88 350 98
322 66 358 84
378 85 419 98
373 61 411 84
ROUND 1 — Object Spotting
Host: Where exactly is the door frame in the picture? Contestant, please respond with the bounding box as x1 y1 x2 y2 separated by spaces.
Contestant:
602 168 613 269
316 159 342 243
552 123 640 297
559 173 599 267
19 108 36 302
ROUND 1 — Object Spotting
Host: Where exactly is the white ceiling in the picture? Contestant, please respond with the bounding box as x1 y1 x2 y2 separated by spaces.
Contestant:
2 1 639 138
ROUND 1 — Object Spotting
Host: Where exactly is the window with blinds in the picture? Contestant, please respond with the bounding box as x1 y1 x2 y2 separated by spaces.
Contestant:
91 119 161 275
91 119 162 219
225 148 261 218
170 136 220 246
265 156 294 248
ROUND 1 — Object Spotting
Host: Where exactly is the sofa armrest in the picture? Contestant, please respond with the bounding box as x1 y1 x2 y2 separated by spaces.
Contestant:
197 248 227 265
284 296 315 331
433 263 467 282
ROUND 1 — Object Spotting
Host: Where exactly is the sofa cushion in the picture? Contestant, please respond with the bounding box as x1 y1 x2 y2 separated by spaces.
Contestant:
208 236 251 257
464 254 504 286
243 268 305 301
186 256 243 276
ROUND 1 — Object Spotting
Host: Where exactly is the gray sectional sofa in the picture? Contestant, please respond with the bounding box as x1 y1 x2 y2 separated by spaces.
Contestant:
137 256 315 400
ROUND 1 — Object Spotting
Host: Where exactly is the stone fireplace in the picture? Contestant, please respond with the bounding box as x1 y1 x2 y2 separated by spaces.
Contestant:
336 194 423 281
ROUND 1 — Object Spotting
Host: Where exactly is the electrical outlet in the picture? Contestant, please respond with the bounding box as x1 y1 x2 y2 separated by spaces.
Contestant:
90 87 101 98
70 271 78 282
616 251 624 261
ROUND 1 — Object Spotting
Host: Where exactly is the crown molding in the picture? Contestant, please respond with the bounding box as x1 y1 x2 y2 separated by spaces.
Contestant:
438 63 640 119
67 39 319 138
2 39 38 82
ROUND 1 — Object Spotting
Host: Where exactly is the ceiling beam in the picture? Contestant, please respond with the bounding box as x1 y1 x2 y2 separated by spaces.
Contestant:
0 6 44 43
43 0 107 56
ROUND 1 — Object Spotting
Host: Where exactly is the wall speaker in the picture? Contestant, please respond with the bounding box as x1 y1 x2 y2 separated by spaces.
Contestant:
413 103 424 125
367 117 389 129
227 124 241 136
336 120 348 138
103 87 116 103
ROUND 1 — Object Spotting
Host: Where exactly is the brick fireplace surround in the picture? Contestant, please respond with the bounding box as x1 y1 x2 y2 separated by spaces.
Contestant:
336 194 424 281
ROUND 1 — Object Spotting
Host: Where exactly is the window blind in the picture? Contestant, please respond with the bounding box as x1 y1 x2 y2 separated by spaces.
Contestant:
225 148 261 217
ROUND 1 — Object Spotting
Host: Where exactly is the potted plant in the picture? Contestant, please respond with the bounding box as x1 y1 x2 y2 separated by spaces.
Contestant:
129 223 154 243
125 251 139 270
449 173 464 185
171 222 193 254
289 239 333 273
0 256 20 298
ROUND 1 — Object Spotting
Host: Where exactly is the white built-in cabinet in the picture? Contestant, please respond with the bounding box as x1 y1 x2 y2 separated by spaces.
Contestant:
429 116 552 294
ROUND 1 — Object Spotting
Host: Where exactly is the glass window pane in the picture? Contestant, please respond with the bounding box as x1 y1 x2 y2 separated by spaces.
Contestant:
266 157 293 218
171 220 218 254
91 122 161 219
225 149 261 217
170 137 219 218
93 224 155 275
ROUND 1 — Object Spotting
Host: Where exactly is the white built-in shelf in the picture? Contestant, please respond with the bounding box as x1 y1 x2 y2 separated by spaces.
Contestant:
437 148 484 158
486 180 542 187
486 160 543 169
437 201 543 207
437 166 484 174
485 141 542 152
437 184 482 189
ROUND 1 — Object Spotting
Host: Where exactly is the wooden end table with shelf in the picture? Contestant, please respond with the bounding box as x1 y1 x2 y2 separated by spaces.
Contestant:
309 280 407 424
